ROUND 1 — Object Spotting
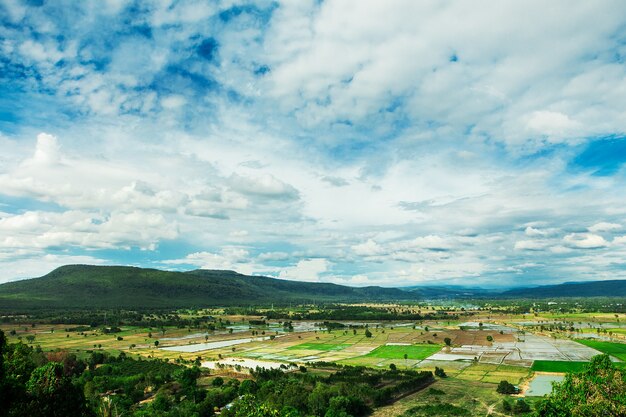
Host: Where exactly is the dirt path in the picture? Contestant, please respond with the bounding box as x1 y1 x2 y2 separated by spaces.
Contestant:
479 398 506 416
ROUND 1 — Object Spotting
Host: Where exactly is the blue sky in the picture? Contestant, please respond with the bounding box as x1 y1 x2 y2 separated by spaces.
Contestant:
1 0 626 287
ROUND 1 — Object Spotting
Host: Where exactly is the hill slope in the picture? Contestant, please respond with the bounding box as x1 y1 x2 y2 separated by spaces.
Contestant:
0 265 418 309
501 280 626 298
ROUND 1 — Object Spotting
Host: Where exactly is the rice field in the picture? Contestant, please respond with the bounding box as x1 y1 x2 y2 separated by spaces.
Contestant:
286 342 351 351
531 360 589 373
576 339 626 361
363 344 441 360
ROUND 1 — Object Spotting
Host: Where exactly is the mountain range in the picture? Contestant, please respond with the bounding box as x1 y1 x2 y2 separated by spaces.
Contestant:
0 265 624 310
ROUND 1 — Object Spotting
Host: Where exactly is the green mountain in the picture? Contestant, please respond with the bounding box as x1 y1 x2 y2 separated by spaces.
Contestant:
0 265 418 310
501 279 626 298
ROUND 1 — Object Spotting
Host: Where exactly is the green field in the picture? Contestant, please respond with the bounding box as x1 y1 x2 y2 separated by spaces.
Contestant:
531 360 589 373
363 344 441 360
287 342 351 351
576 339 626 361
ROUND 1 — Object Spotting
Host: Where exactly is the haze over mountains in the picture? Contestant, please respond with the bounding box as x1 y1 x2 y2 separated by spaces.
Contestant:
0 265 624 310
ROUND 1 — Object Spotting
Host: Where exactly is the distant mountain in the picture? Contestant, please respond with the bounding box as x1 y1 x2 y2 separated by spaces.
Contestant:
403 285 494 298
0 265 419 310
501 279 626 298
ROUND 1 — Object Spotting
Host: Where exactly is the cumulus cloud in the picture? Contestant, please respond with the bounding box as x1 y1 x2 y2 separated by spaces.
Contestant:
228 173 300 201
32 133 61 165
588 222 621 233
515 240 549 251
278 258 330 282
563 233 609 249
526 111 582 142
163 247 252 273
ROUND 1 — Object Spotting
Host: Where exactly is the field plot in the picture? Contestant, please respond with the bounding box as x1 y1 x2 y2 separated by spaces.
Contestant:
531 360 589 373
496 333 602 364
576 340 626 361
427 330 603 367
453 363 530 384
363 344 441 360
286 342 350 351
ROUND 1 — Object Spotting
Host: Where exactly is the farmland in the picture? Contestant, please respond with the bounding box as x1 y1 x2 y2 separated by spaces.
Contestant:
1 301 625 416
576 339 626 361
531 360 589 373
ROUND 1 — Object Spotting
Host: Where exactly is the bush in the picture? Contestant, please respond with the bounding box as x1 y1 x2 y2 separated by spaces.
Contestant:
512 399 530 414
434 367 447 378
427 387 445 396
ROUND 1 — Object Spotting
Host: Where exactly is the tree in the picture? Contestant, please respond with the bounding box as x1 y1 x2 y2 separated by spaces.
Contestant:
434 367 447 378
486 335 493 342
496 380 517 394
444 337 452 346
535 354 626 416
512 398 530 414
26 362 90 417
502 399 512 412
154 340 159 347
389 363 397 371
365 329 372 338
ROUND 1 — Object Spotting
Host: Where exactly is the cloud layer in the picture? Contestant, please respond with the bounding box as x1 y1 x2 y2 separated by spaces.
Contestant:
1 1 626 287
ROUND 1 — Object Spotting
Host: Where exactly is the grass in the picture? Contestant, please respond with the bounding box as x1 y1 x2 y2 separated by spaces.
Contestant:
363 344 441 360
576 339 626 361
531 360 589 373
369 377 537 417
286 342 350 351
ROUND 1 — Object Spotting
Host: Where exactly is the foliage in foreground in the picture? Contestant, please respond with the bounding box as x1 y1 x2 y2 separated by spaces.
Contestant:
0 330 436 417
535 354 626 417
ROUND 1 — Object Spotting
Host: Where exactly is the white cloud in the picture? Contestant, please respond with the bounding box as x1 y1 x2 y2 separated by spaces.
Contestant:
351 239 384 257
588 222 621 233
228 173 300 200
613 236 626 245
525 226 547 237
0 254 107 282
515 240 549 251
278 258 330 282
32 133 61 165
526 111 582 142
161 95 187 109
563 233 609 249
164 247 252 274
257 251 290 262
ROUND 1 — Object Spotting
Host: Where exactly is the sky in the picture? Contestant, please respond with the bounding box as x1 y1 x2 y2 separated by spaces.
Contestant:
1 0 626 288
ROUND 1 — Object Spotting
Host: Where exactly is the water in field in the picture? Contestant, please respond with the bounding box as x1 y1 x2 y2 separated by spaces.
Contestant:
159 336 275 352
160 332 208 341
525 374 564 396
